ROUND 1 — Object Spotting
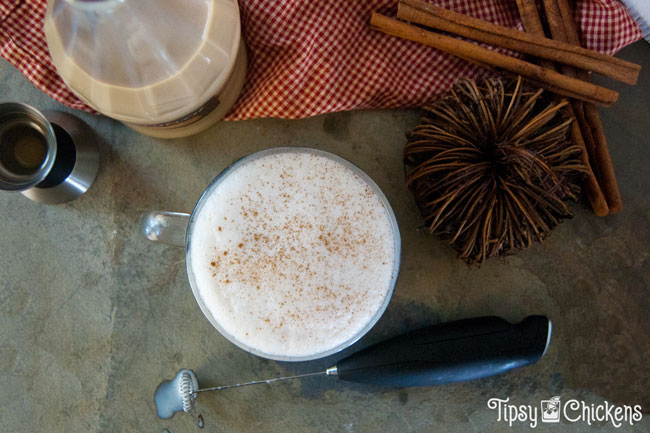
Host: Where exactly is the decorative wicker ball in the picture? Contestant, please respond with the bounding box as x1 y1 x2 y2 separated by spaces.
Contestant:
404 76 586 265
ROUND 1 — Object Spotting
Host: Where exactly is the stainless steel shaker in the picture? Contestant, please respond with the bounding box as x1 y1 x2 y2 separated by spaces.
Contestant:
0 102 99 204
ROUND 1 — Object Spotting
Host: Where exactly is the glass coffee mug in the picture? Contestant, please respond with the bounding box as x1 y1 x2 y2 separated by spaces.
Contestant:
140 147 401 361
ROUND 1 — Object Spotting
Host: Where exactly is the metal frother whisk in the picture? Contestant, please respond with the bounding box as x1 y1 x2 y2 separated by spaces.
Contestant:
155 316 552 419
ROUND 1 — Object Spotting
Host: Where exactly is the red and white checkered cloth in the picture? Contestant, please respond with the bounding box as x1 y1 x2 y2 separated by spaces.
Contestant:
0 1 642 121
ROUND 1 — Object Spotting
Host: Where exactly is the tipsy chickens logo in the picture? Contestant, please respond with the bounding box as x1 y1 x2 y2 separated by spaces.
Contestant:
487 396 643 428
540 396 561 423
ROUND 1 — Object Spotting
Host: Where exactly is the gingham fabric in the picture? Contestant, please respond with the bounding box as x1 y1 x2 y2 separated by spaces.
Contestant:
0 1 642 121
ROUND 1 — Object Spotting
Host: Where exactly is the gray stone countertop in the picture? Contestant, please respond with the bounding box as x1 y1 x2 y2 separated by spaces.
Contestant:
1 41 649 433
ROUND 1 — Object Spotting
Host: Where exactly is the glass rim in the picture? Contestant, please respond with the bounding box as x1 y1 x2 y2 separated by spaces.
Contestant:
184 146 401 362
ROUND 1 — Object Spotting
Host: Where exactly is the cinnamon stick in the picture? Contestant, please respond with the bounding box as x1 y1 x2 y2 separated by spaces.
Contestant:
565 108 609 215
553 0 622 213
541 0 597 185
397 0 640 85
541 0 568 43
582 105 621 213
369 12 619 106
517 0 609 216
554 0 581 47
515 0 545 37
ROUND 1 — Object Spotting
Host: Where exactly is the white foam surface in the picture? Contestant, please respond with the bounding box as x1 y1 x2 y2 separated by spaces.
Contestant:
189 150 396 358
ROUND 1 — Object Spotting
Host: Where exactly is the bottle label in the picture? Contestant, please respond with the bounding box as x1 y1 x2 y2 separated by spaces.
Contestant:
141 96 221 129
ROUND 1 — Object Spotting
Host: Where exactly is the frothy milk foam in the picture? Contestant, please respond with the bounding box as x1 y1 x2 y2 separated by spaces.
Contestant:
189 150 397 358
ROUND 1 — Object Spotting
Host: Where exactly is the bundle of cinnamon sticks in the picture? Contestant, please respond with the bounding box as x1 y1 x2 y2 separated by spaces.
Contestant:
370 0 642 215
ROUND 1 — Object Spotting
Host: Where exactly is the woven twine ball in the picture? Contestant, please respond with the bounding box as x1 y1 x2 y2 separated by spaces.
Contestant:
404 76 587 265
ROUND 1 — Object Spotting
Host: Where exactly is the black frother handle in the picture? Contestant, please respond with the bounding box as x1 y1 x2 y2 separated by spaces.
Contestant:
335 315 550 387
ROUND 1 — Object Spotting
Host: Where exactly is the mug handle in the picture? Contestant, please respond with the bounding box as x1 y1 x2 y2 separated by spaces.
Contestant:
139 211 190 247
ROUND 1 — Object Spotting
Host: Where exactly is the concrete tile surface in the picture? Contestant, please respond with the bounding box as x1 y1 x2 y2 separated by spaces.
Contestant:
1 41 649 433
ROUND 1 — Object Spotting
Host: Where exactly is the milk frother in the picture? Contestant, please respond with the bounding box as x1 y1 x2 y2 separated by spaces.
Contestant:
155 315 551 419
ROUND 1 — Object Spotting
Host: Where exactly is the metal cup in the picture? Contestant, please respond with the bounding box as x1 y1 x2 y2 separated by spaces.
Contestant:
0 102 99 204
